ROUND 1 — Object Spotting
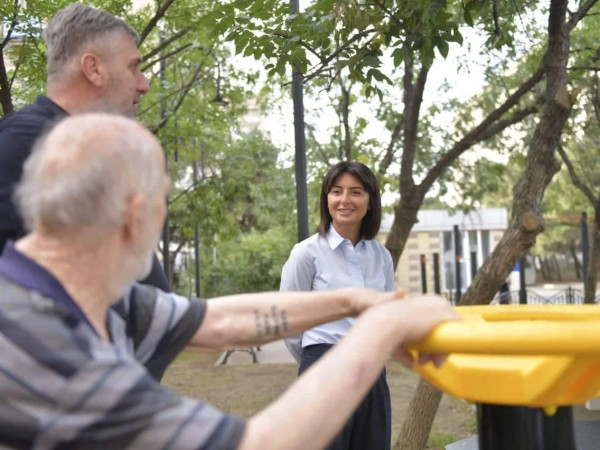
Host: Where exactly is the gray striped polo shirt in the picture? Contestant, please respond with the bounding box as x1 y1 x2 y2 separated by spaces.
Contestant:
0 245 246 449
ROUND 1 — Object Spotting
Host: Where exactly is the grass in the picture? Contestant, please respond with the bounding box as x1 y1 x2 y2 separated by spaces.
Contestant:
162 351 476 448
427 429 461 449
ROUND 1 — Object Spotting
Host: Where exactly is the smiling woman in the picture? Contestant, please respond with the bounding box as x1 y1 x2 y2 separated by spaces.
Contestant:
280 161 395 450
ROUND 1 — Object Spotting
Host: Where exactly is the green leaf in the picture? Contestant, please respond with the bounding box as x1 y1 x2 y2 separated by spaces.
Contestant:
437 39 449 59
275 58 287 76
392 48 404 67
464 8 474 27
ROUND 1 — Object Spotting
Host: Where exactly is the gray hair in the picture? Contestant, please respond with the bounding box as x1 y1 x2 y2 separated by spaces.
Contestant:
44 3 139 80
16 114 165 235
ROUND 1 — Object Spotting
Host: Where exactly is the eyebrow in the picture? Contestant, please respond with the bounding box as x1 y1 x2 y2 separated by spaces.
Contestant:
331 185 365 190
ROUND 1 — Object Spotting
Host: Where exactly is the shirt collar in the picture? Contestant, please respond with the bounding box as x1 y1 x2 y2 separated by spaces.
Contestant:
35 95 69 118
326 225 365 250
0 242 97 334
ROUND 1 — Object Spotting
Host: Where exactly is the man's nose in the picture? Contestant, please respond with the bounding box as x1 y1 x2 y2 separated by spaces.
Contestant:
138 72 150 94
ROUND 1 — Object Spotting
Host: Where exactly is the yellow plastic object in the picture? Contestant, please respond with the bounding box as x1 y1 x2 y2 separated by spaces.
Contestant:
408 305 600 408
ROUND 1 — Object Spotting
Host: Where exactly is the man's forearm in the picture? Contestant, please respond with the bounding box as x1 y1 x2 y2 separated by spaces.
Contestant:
187 290 359 351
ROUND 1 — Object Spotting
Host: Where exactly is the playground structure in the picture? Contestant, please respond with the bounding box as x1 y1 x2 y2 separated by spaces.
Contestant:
409 304 600 450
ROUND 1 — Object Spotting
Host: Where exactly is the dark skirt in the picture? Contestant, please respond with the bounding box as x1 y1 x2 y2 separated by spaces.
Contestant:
299 344 391 450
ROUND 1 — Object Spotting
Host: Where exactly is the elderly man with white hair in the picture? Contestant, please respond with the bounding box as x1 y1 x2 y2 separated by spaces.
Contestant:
0 114 457 449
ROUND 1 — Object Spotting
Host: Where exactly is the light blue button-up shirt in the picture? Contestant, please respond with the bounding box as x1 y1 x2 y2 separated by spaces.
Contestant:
280 226 394 360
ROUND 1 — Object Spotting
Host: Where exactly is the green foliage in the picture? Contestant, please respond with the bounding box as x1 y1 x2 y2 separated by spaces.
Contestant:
204 226 296 296
204 0 534 102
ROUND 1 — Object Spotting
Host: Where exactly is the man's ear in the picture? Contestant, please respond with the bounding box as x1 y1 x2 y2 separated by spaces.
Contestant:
122 193 146 243
80 52 106 88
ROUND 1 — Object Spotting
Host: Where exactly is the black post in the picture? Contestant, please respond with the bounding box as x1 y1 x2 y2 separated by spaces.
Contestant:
433 253 441 294
192 160 201 298
291 0 309 242
519 255 527 304
477 404 576 450
470 251 478 280
581 212 589 279
159 31 171 284
420 254 427 294
161 214 171 284
454 225 462 302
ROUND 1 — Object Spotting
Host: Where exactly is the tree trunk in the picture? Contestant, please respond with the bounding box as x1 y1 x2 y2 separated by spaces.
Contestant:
539 255 550 281
0 50 14 116
338 77 352 161
385 193 423 269
395 379 443 450
552 254 563 282
396 0 574 446
584 209 600 303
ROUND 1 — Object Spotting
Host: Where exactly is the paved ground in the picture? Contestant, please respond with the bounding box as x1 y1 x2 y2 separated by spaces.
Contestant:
216 339 296 366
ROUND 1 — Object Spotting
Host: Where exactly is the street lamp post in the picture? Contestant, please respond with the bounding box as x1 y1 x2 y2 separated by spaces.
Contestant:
291 0 309 243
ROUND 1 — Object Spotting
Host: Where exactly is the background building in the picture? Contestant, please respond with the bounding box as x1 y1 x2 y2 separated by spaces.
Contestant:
380 208 508 295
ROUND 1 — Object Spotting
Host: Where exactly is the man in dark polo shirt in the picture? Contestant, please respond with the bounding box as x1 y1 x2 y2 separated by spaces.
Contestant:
0 3 169 291
0 112 455 449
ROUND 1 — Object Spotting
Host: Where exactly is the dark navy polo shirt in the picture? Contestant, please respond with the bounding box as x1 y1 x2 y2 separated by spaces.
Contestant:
0 96 67 245
0 242 97 334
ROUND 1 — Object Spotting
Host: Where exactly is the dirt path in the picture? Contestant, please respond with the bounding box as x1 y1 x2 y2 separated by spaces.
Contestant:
163 352 475 449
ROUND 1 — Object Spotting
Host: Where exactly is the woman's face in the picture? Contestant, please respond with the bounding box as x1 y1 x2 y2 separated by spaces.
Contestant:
327 173 370 230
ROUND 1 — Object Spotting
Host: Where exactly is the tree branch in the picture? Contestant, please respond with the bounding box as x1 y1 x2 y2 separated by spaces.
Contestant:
169 183 197 205
138 0 178 46
142 42 193 72
272 31 323 62
138 78 206 116
142 29 190 62
306 123 331 164
337 74 352 160
150 62 207 134
301 28 376 83
566 0 598 31
0 0 19 50
372 0 403 28
420 64 545 191
378 117 403 176
557 144 598 205
7 52 23 90
569 65 600 72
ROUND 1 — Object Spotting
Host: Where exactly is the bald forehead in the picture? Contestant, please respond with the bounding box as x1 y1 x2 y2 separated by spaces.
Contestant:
40 115 161 171
47 115 155 149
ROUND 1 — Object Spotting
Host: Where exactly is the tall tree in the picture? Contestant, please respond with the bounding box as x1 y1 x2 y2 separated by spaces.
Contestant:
399 1 596 447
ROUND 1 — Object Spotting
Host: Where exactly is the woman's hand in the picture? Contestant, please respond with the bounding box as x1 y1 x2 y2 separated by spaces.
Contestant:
346 287 405 316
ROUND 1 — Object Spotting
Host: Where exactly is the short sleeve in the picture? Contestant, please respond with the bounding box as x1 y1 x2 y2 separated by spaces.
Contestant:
383 248 395 292
280 244 315 292
114 284 207 380
280 243 315 363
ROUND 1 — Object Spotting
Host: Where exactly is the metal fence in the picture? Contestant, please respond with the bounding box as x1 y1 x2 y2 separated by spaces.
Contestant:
445 287 600 305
